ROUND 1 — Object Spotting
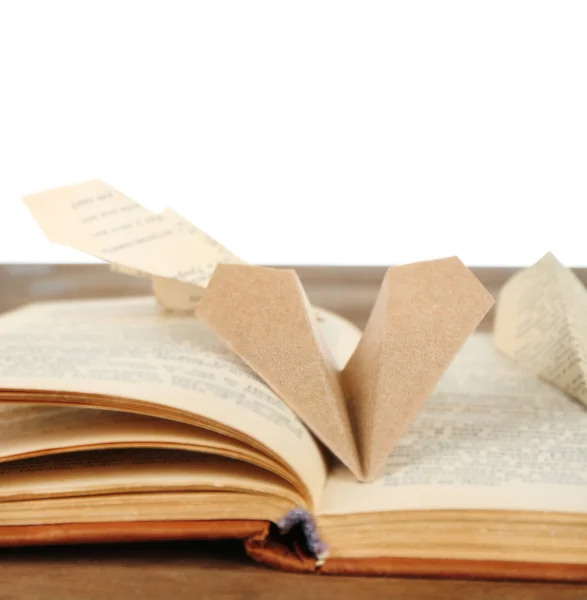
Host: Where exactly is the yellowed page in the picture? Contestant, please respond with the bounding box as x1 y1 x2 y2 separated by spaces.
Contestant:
23 179 243 289
0 404 272 469
0 448 302 505
160 207 243 265
494 252 587 406
0 296 326 509
0 491 293 526
112 206 243 274
319 333 587 516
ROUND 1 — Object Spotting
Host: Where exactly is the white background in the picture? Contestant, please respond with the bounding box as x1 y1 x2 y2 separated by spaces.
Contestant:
0 1 586 266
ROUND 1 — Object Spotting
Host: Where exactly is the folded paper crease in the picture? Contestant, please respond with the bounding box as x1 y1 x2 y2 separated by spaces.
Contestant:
343 257 495 481
196 264 363 479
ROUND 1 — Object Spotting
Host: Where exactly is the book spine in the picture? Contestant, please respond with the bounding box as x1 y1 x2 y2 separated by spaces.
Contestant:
277 508 329 565
244 509 327 573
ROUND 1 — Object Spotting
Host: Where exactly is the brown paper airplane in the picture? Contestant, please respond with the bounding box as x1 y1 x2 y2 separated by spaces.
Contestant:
342 257 495 481
197 260 493 481
196 264 363 478
24 180 494 482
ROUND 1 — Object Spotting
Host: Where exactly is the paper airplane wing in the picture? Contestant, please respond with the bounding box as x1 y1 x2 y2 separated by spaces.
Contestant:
343 257 494 481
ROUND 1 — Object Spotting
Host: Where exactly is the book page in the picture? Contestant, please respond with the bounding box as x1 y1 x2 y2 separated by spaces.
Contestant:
0 404 273 470
0 297 327 509
318 333 587 516
0 491 293 527
0 448 301 506
494 252 587 406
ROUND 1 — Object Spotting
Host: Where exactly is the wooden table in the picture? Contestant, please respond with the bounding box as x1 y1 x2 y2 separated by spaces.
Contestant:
1 264 586 600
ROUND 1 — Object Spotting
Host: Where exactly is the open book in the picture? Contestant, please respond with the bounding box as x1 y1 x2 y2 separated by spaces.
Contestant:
0 297 587 580
5 180 586 580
